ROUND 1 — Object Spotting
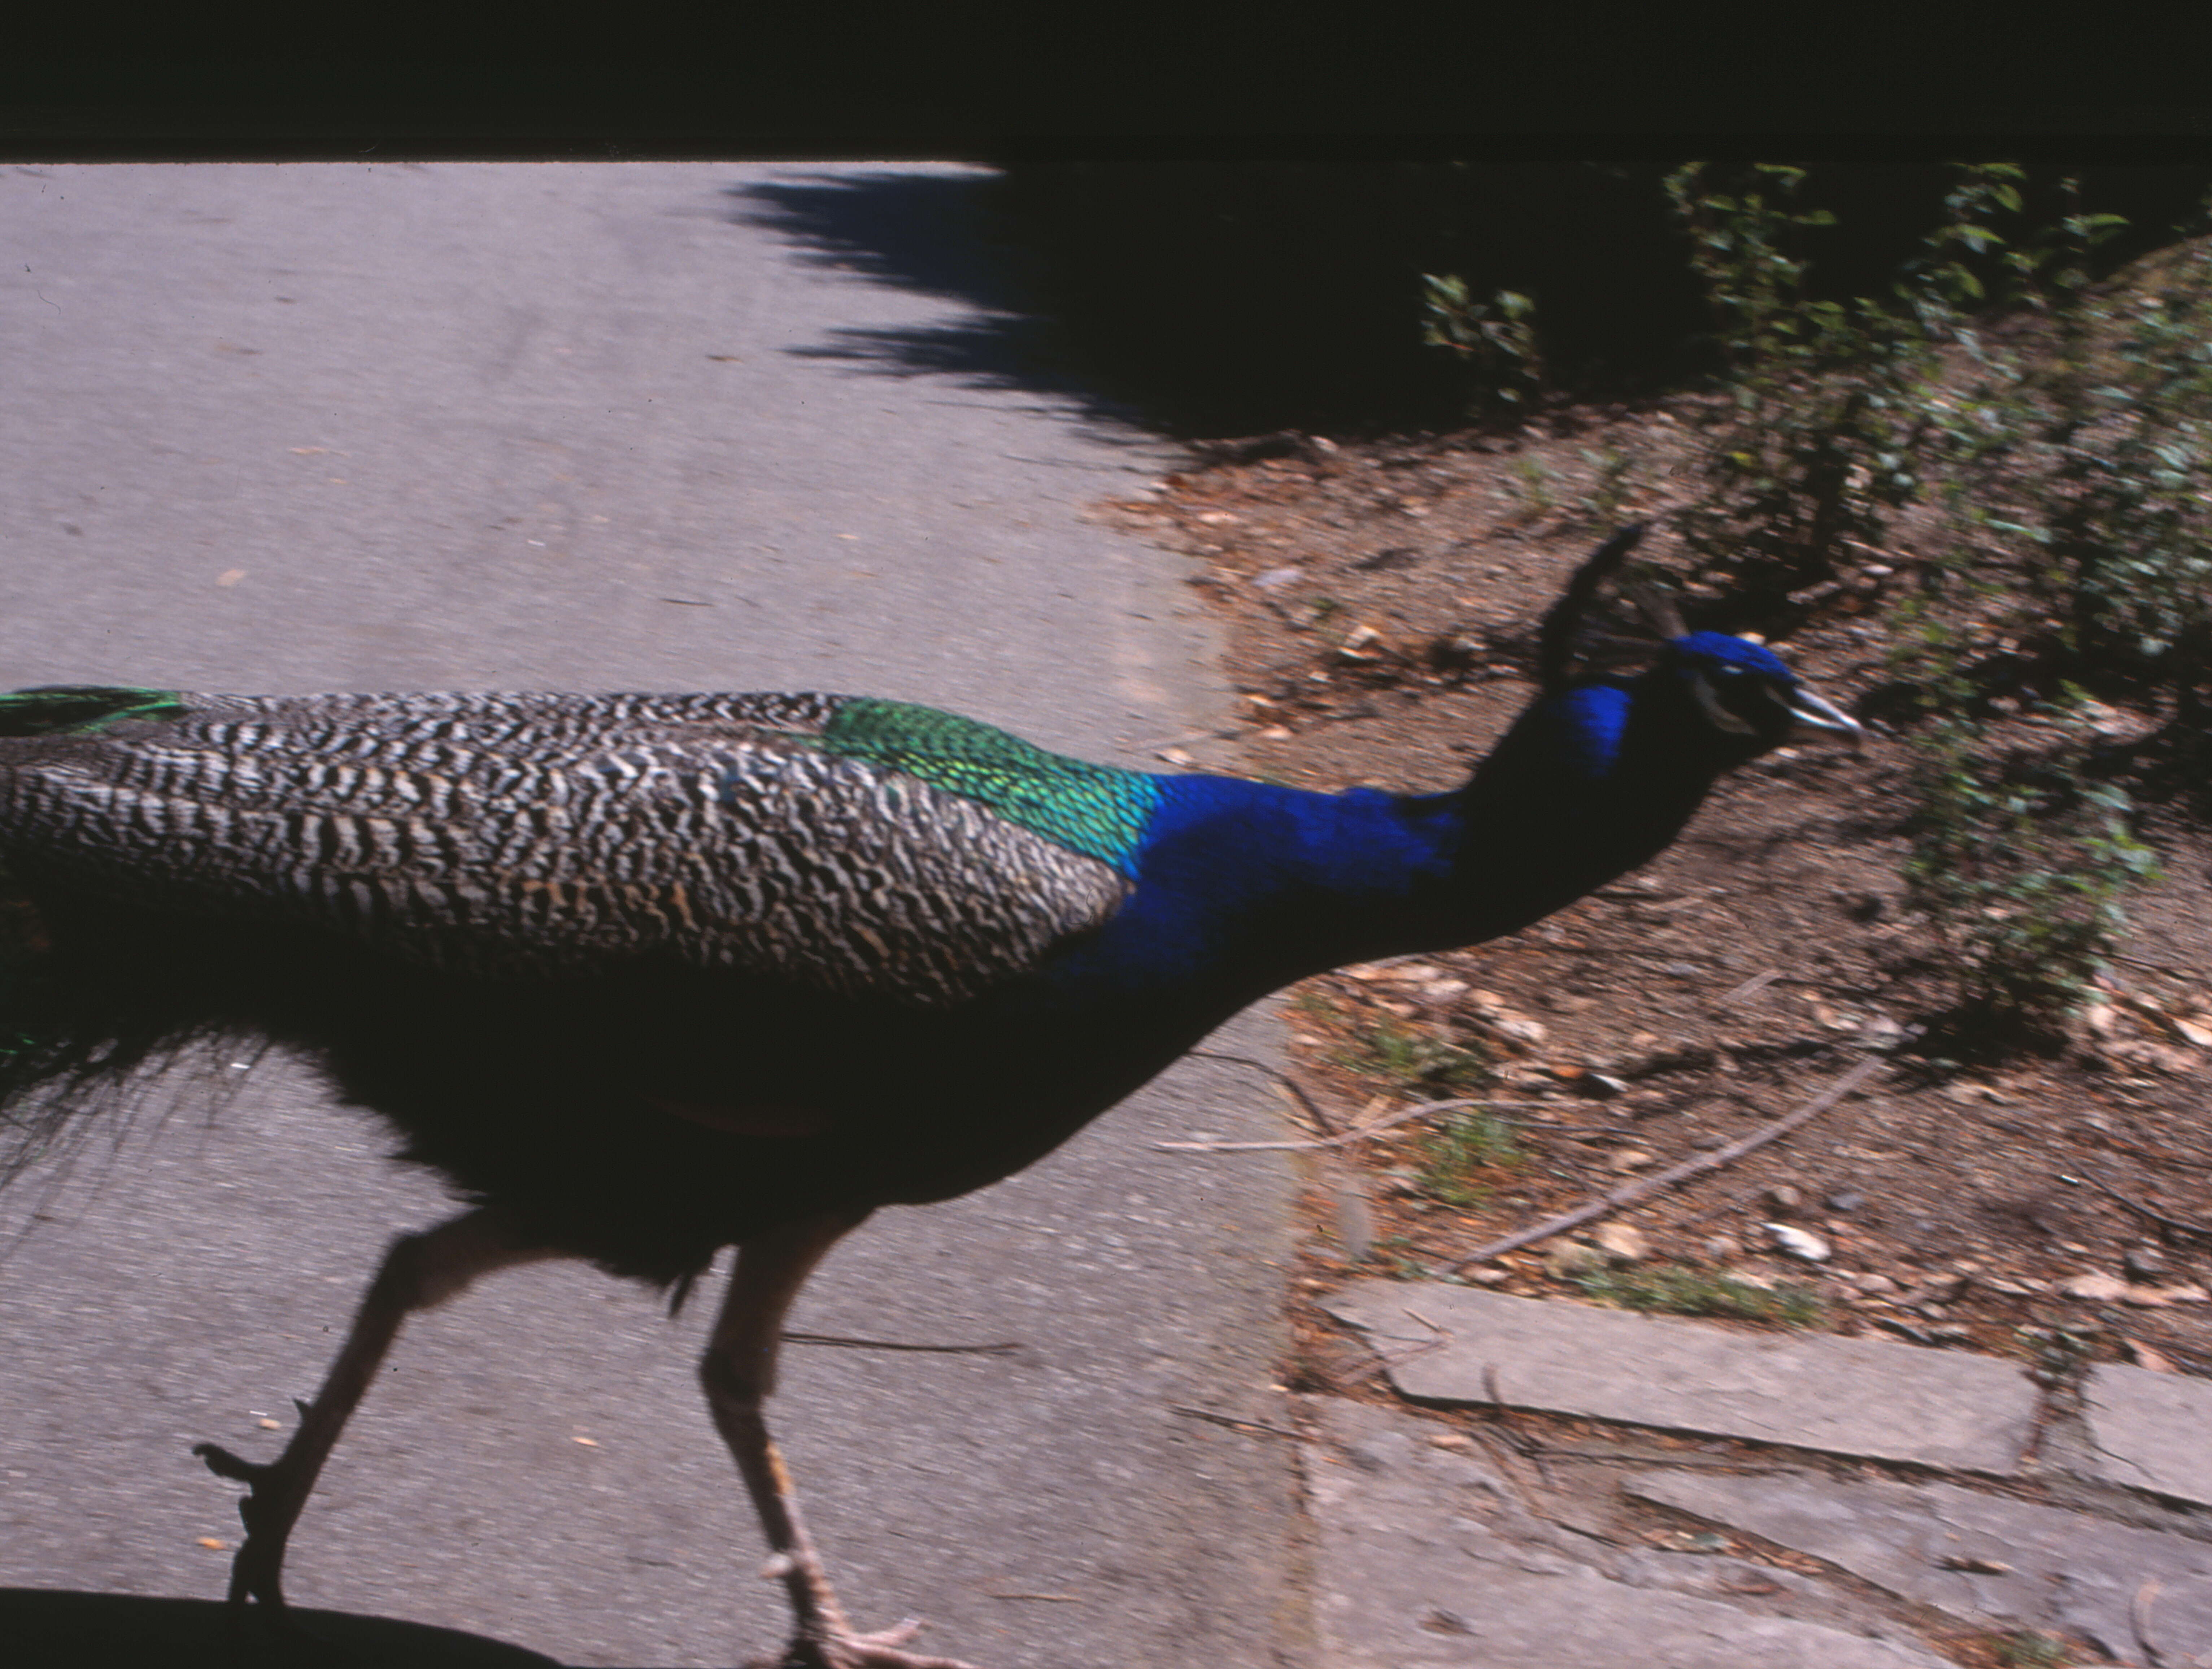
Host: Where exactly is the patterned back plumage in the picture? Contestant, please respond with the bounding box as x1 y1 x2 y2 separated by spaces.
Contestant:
0 689 1144 1007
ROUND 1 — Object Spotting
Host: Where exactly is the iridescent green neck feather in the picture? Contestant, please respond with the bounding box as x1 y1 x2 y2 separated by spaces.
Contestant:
0 686 189 737
819 698 1160 873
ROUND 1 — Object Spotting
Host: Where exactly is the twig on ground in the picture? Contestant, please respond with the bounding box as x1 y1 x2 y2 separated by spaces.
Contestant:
2111 950 2198 982
1156 1096 1556 1153
1187 1049 1344 1134
1483 1365 1543 1456
1444 1056 1886 1272
1133 724 1244 751
2134 1577 2167 1669
2075 1172 2212 1243
783 1332 1021 1356
1169 1406 1307 1442
1345 1332 1447 1386
1718 967 1783 1005
2112 990 2209 1047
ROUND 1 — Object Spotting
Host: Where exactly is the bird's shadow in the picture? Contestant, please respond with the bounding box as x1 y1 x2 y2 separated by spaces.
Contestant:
3 1588 567 1669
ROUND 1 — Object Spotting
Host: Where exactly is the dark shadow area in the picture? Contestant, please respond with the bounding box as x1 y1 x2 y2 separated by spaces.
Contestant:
731 169 1029 313
992 160 1702 438
733 162 2212 443
4 1588 567 1669
727 169 1142 432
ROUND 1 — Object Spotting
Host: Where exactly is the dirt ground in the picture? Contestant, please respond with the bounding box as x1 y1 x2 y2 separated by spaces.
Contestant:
1095 404 2212 1390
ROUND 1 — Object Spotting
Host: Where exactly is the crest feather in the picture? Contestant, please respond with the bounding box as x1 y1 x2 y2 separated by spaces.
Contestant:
1537 526 1697 692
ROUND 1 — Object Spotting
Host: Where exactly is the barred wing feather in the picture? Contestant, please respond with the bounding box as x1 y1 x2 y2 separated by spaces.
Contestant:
0 692 1133 1007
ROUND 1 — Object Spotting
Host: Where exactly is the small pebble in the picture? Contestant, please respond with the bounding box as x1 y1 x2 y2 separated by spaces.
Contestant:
1594 1223 1649 1263
1543 1240 1608 1279
1766 1223 1831 1262
2124 1245 2170 1281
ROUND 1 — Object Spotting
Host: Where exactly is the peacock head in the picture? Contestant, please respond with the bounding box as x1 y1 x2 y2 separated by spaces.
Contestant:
1660 629 1863 755
1538 525 1864 768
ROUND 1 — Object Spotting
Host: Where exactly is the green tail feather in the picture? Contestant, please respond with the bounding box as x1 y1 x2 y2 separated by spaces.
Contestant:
0 685 188 737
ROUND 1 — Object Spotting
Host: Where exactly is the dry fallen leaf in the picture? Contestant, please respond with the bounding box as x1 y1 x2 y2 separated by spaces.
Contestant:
2059 1271 2130 1303
197 1537 228 1551
216 569 246 587
2125 1338 2177 1372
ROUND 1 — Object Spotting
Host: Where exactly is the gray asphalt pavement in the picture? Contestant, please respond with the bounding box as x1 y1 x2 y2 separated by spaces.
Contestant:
0 163 1307 1668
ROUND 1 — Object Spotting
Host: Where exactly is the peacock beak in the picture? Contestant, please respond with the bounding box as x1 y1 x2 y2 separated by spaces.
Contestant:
1784 686 1866 749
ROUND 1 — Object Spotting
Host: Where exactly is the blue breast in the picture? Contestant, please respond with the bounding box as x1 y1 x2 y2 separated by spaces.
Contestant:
1029 774 1460 999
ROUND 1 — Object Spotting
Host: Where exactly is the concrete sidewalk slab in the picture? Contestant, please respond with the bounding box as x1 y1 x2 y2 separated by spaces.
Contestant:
1327 1280 2038 1474
2085 1362 2212 1508
1631 1468 2212 1667
1304 1398 1951 1668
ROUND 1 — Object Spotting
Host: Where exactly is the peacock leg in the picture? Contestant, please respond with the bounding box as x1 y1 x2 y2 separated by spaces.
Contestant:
195 1206 552 1611
705 1208 981 1669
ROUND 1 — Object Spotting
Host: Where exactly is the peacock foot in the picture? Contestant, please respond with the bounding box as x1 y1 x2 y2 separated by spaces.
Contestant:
192 1440 305 1610
747 1617 982 1669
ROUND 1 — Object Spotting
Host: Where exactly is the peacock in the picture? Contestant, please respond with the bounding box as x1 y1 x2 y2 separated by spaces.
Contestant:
0 526 1859 1669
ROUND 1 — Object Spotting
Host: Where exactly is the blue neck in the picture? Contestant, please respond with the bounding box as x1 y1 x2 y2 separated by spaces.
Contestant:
1037 668 1745 1006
